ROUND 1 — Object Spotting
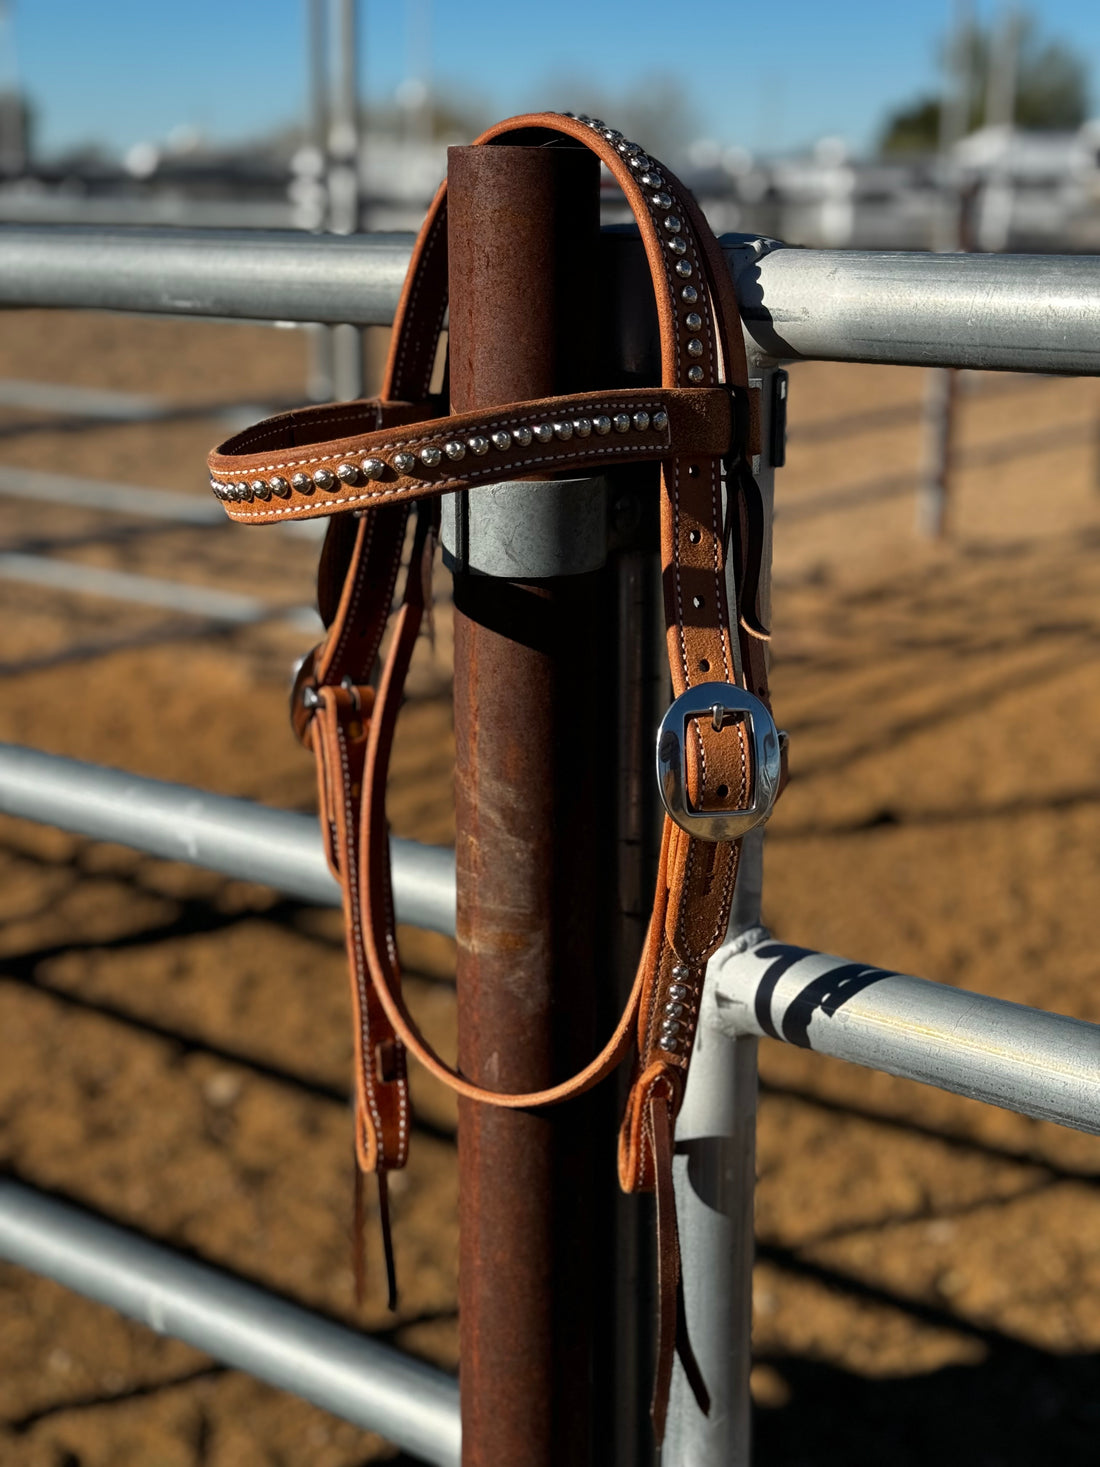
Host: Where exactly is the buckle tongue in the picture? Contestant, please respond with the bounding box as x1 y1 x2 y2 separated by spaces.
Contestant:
655 681 780 842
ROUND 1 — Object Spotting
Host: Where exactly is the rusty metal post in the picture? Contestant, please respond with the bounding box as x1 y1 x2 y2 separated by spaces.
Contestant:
446 143 614 1467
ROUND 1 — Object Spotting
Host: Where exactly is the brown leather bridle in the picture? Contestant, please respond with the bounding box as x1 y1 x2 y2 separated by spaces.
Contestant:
207 111 781 1439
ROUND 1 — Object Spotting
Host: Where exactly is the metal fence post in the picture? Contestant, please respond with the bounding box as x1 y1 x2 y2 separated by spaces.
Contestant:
445 141 619 1467
663 348 784 1465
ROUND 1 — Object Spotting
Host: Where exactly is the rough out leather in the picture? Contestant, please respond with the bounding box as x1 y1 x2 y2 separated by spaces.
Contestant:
207 111 777 1442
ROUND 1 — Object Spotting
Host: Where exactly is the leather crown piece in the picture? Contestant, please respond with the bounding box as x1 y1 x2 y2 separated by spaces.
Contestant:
208 111 781 1440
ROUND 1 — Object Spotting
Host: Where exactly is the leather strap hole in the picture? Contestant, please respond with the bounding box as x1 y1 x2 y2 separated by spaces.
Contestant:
716 784 729 799
376 1039 400 1084
687 465 700 478
692 595 704 609
698 658 709 672
688 529 701 544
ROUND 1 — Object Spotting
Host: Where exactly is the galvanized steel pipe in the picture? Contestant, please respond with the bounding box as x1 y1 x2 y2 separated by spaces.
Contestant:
0 1179 460 1465
709 932 1100 1132
0 225 1099 375
0 743 456 936
725 242 1100 374
0 226 412 324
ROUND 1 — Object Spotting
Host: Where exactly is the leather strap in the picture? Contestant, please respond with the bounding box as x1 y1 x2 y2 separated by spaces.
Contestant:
209 388 734 517
208 110 776 1437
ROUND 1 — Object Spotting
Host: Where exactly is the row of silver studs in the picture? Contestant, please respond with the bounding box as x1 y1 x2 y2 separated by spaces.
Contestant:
561 118 709 1061
657 962 697 1057
563 113 709 388
211 407 671 502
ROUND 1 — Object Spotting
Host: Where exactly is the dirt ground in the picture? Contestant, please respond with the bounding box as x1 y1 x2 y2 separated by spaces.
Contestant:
0 307 1097 1467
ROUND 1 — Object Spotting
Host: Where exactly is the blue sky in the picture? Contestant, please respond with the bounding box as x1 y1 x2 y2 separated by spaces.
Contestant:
9 0 1100 160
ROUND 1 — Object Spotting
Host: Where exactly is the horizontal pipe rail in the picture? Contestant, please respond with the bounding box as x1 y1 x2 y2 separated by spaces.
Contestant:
0 465 228 523
0 466 327 543
0 743 456 936
0 551 320 631
0 225 1098 374
0 1179 460 1466
0 226 412 325
711 931 1100 1133
731 244 1100 374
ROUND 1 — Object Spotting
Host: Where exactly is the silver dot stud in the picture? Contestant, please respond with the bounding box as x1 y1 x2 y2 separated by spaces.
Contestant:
251 479 270 500
658 1034 681 1053
393 452 416 474
652 409 669 431
668 237 687 256
491 430 511 450
420 446 442 467
681 285 699 304
672 964 690 979
664 214 682 234
336 463 359 484
237 483 253 501
553 421 573 440
574 417 592 438
363 459 385 480
613 413 631 433
685 312 702 331
292 472 312 494
533 423 553 444
313 468 335 490
687 365 704 383
641 172 664 189
669 982 690 1000
687 338 703 357
593 415 612 435
513 426 533 447
675 259 693 278
664 1001 685 1020
444 440 466 461
653 191 673 210
632 410 650 432
270 476 291 497
468 435 489 456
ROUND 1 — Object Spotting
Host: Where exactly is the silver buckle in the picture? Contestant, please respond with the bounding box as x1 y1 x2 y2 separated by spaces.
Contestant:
655 681 781 842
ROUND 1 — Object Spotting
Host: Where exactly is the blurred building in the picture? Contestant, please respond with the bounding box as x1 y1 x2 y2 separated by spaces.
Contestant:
0 108 1098 252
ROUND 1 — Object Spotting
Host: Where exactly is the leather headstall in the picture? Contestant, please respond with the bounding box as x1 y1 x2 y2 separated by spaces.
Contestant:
207 110 782 1441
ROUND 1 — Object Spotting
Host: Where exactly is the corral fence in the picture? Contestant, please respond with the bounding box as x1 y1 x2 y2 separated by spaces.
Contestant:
0 223 1098 1467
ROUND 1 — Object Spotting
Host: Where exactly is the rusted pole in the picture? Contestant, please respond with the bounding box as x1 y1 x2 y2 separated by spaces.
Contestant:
447 143 612 1467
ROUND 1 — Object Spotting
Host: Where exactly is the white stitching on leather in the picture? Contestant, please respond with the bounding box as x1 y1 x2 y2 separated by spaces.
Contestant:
212 398 671 479
334 713 387 1154
325 505 379 675
709 463 732 684
416 202 451 400
229 403 383 455
219 438 668 519
393 203 447 399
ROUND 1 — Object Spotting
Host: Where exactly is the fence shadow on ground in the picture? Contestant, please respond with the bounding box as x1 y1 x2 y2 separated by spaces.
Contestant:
754 1341 1100 1466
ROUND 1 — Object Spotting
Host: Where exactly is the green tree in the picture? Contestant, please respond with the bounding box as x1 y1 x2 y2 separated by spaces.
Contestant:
879 12 1091 155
